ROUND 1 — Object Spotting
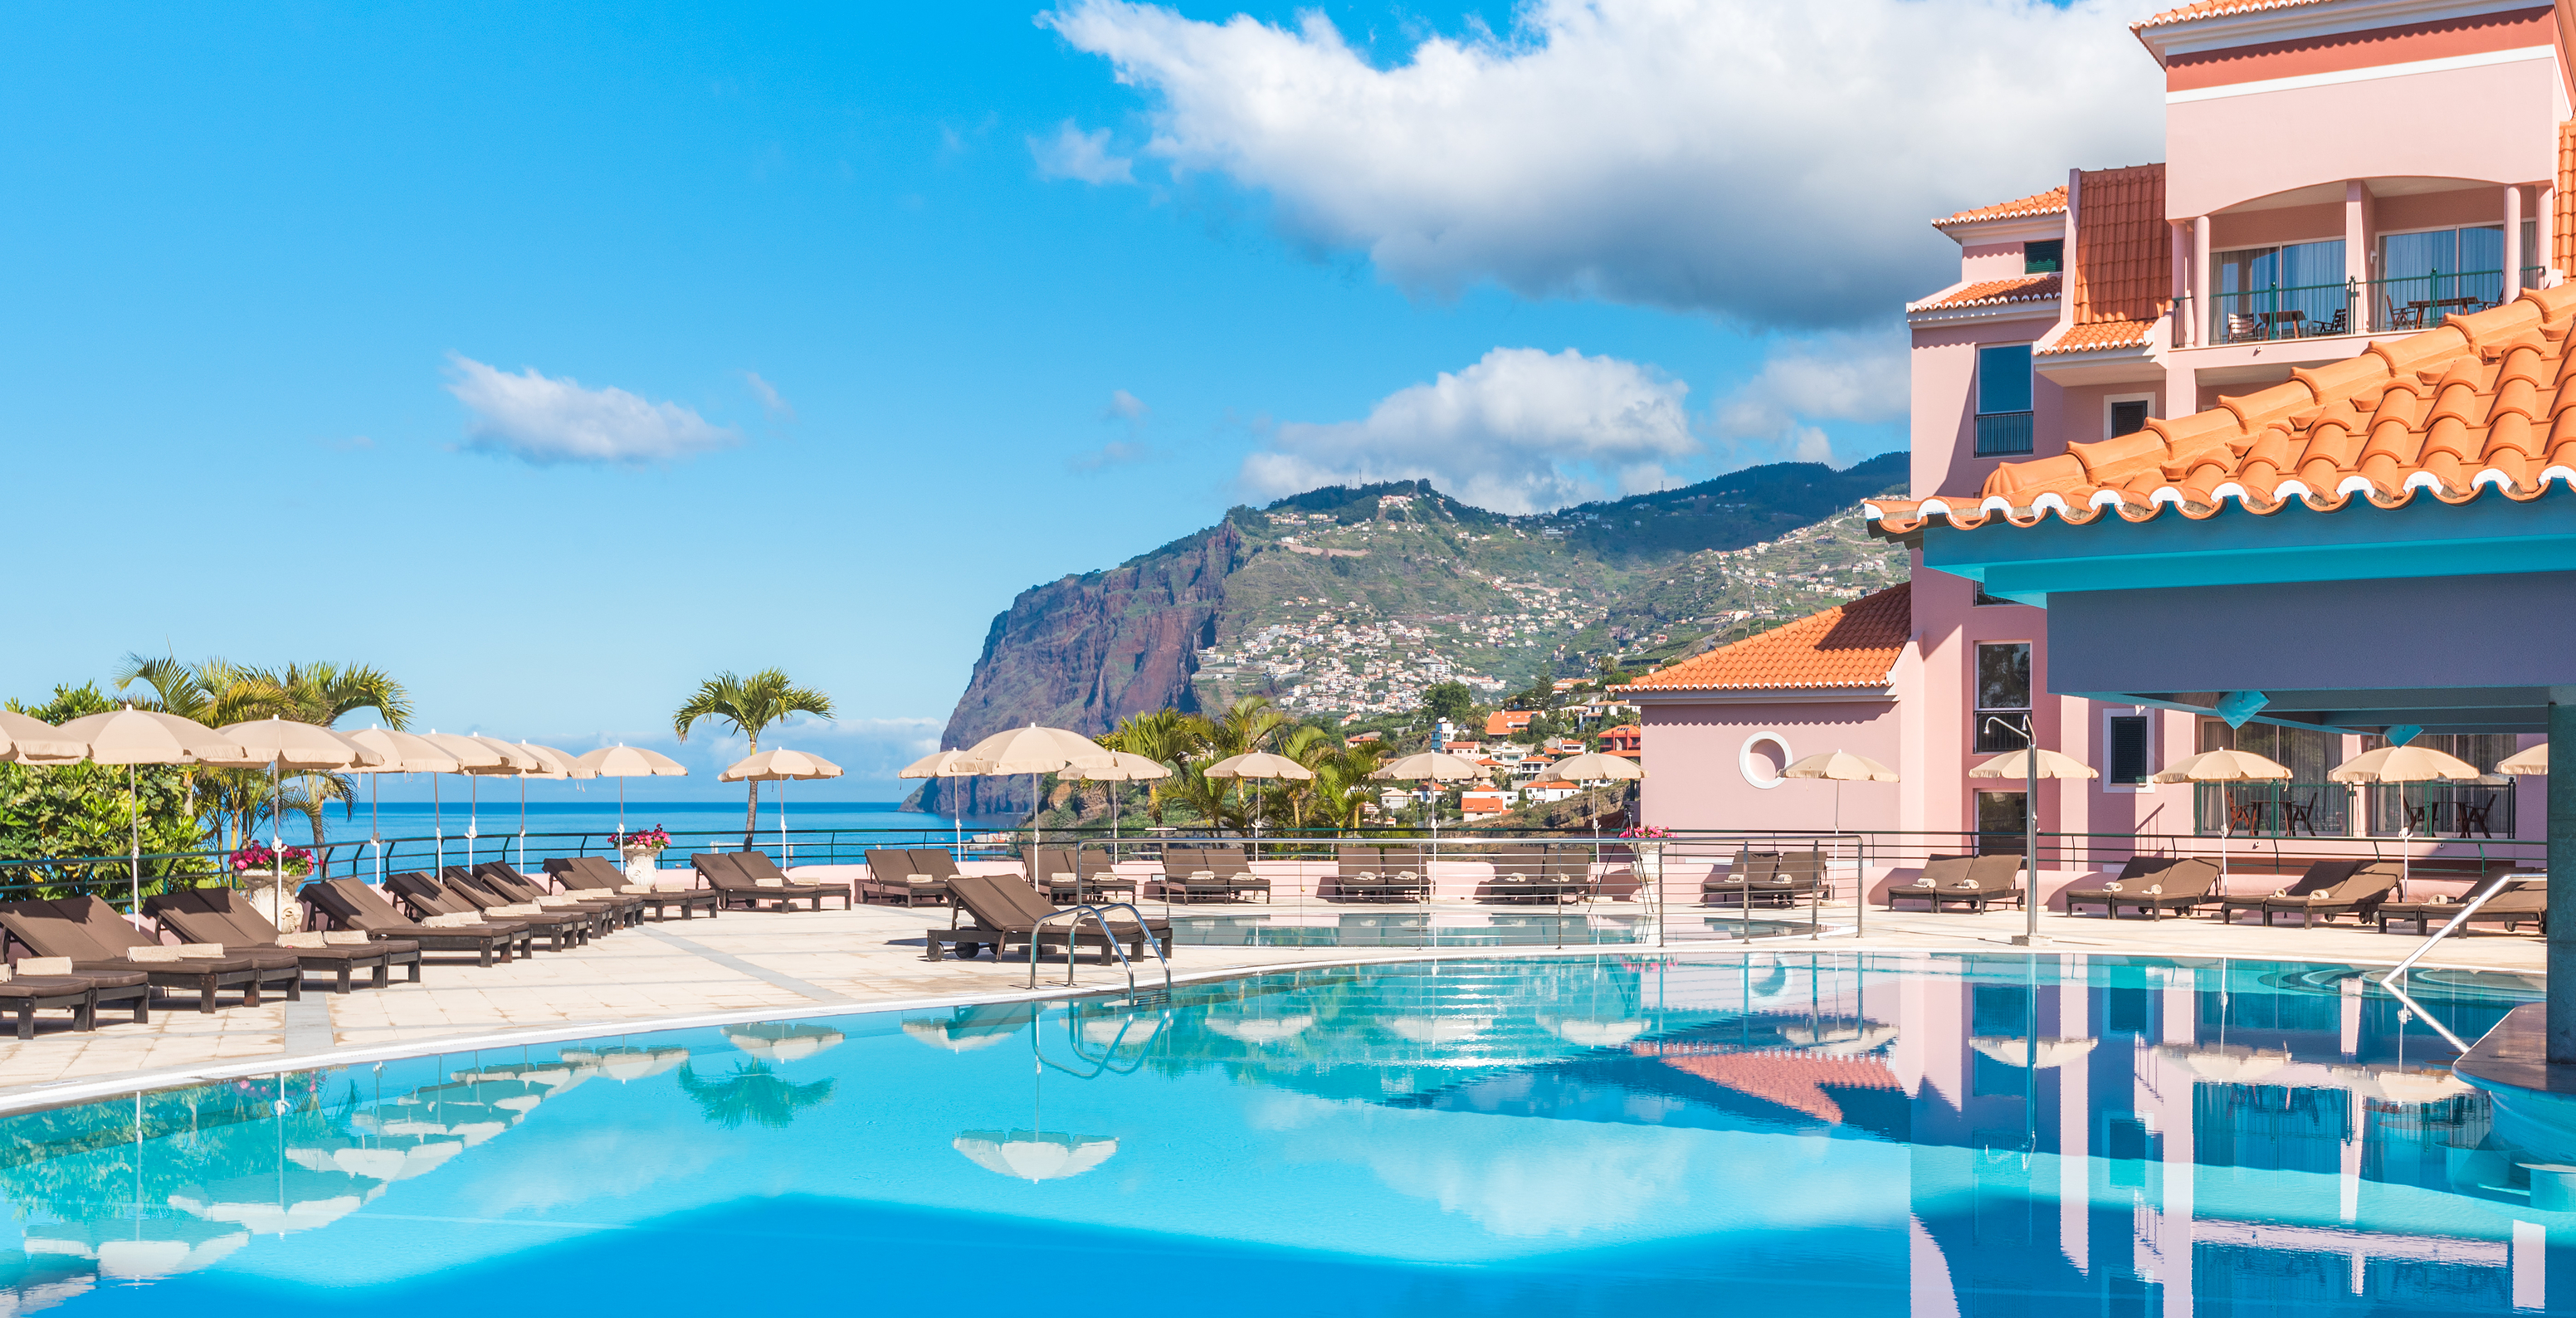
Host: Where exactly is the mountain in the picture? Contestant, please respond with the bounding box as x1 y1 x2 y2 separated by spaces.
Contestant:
911 452 1910 816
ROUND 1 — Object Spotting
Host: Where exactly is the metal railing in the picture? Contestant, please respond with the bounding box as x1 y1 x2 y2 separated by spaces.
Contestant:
2364 268 2505 332
2212 277 2354 343
2192 780 2515 839
1973 412 2032 456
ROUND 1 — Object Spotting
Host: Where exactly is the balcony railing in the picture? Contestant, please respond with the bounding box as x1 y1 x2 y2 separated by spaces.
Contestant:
1973 411 2032 456
2192 780 2516 839
2203 269 2548 344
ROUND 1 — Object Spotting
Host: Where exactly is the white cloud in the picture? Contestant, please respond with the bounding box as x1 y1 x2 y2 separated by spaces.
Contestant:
446 355 740 466
1041 0 2159 327
1069 439 1159 472
1101 388 1149 423
1239 346 1695 514
742 370 796 422
1029 120 1135 184
1710 331 1908 471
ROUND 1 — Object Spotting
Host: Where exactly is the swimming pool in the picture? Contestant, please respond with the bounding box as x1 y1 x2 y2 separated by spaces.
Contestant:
0 953 2559 1316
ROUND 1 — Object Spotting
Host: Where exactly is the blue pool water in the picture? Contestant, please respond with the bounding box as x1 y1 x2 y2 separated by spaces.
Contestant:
1 954 2567 1316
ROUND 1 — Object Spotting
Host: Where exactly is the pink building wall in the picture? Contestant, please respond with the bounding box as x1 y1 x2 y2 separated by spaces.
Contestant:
1638 696 1902 832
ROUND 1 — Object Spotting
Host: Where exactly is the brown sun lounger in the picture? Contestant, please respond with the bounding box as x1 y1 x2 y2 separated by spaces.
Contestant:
729 850 853 909
2061 857 2222 920
387 871 589 950
0 964 141 1037
1152 847 1235 903
305 877 532 967
1199 847 1272 902
2377 878 2549 934
474 862 644 929
1704 852 1778 906
1883 854 2023 912
858 849 939 906
144 887 417 992
2222 861 2399 928
1329 845 1425 902
0 899 291 1014
2215 858 2362 925
545 856 722 920
688 852 837 911
927 871 1172 964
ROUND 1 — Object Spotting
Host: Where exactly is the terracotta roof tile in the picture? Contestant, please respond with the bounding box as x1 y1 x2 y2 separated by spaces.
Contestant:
1642 1047 1901 1124
2135 0 2336 27
2038 319 2158 355
1911 274 2061 312
1934 185 2068 229
1867 283 2576 535
1616 583 1910 693
2557 120 2575 277
2067 164 2168 325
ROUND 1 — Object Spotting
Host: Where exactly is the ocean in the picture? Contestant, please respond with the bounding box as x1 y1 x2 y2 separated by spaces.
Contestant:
289 800 1020 849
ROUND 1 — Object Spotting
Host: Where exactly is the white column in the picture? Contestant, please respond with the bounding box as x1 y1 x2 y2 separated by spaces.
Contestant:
2346 181 2369 331
2169 222 2189 347
2192 216 2212 348
2506 183 2526 295
2544 188 2559 287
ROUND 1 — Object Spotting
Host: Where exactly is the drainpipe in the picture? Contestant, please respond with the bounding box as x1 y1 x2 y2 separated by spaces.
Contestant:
2505 183 2525 296
2192 216 2212 347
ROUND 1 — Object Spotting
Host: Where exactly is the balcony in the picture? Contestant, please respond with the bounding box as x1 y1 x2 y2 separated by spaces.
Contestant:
2200 268 2545 344
1973 412 2032 456
2191 780 2515 839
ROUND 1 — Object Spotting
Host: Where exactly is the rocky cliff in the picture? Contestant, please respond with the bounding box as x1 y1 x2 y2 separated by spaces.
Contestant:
913 521 1244 818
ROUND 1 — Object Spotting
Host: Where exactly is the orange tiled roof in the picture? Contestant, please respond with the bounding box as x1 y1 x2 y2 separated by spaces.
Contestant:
1934 185 2067 229
1868 284 2576 535
1911 274 2060 312
1643 1047 1900 1124
2557 121 2576 277
1616 583 1910 693
2136 0 2335 27
2040 319 2158 355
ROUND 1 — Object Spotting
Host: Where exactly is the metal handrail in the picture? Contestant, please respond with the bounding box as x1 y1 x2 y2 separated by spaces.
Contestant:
1025 901 1171 994
2370 870 2535 1052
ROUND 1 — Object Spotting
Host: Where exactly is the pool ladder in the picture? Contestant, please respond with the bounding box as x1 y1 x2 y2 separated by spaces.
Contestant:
2372 870 2532 1052
1027 901 1173 996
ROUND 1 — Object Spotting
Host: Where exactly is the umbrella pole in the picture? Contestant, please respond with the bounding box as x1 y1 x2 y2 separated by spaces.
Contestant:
371 774 382 886
271 755 282 933
518 774 528 876
129 764 139 913
433 774 444 873
466 774 478 870
780 778 789 864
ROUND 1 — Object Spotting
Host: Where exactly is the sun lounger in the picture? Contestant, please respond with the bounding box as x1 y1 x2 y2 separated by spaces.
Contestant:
386 871 588 950
304 877 532 967
545 856 722 920
2222 861 2399 927
1742 850 1827 906
1705 852 1778 906
1329 845 1426 902
688 852 839 911
443 866 614 940
2061 857 2222 920
2214 859 2360 925
2377 878 2549 934
926 871 1171 964
474 862 644 929
1882 854 2023 912
144 887 416 992
0 959 140 1037
856 849 940 906
1153 847 1236 903
1200 847 1272 902
0 899 291 1013
729 850 853 909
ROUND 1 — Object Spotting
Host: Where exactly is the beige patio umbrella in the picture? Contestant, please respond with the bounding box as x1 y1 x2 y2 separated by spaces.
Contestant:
957 725 1117 846
1206 751 1313 847
1969 746 2097 945
900 749 991 853
56 707 255 910
719 748 843 862
1970 1036 2098 1069
1781 750 1895 831
1060 750 1173 847
1369 751 1486 857
217 716 381 918
335 727 460 881
2330 744 2483 895
455 735 545 871
2151 748 2291 884
414 732 519 870
2499 743 2549 776
952 1130 1118 1182
0 711 85 764
1551 749 1647 843
573 744 688 837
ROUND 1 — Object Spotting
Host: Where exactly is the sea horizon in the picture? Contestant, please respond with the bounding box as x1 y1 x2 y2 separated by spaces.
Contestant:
274 799 1023 851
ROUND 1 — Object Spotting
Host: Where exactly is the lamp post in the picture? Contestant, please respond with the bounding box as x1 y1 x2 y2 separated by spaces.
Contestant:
1984 715 2043 947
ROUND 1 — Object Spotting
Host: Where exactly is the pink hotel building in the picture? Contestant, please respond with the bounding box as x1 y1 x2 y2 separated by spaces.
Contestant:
1623 0 2569 886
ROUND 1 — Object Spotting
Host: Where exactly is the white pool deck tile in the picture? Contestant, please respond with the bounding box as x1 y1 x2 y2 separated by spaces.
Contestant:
0 891 2542 1102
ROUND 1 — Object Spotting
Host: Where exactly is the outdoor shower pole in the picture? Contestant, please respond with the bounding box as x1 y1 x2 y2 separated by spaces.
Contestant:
2549 700 2576 1065
2023 721 2040 946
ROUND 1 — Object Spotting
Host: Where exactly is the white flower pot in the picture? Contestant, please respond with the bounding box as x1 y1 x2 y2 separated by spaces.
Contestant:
236 872 309 934
621 847 664 886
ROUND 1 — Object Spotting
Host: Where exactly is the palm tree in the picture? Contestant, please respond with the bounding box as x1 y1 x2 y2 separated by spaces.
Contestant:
674 1060 835 1130
114 656 411 854
1287 727 1387 835
673 669 835 847
1100 709 1206 825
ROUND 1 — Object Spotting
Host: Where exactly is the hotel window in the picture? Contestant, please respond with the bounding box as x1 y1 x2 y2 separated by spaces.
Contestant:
2359 732 2519 837
2378 226 2505 323
2106 715 2149 785
1972 584 2013 607
2215 238 2348 339
1974 642 2031 752
2196 719 2350 837
1974 791 2027 855
2108 398 2150 438
1974 344 2033 456
2022 239 2061 274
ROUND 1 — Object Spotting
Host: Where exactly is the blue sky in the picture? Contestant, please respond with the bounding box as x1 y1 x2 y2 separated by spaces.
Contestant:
0 1 2161 799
